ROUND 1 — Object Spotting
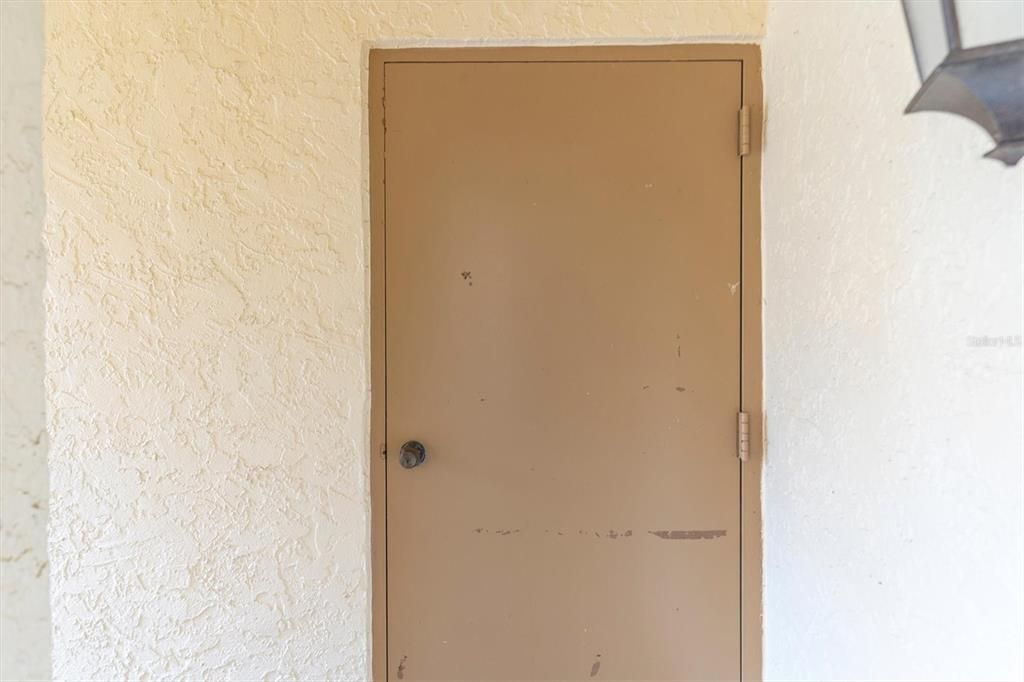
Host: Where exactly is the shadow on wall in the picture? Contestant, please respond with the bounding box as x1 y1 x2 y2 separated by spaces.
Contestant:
1 1 51 680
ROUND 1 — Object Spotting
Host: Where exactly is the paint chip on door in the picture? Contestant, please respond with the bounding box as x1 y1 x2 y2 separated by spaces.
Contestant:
648 529 727 540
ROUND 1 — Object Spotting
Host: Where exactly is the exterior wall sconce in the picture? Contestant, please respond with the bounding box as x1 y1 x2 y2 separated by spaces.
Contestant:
902 0 1024 165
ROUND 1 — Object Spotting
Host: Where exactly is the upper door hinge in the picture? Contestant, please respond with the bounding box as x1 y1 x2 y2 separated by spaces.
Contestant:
738 105 751 157
737 411 750 461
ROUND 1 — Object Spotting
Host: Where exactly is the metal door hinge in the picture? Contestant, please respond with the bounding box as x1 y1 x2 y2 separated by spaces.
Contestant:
738 105 751 157
737 411 750 461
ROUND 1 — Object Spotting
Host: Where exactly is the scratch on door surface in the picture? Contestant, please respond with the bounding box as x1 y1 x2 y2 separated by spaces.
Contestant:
648 530 726 540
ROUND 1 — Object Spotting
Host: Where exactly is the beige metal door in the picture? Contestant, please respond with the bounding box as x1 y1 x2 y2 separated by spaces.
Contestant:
380 50 750 682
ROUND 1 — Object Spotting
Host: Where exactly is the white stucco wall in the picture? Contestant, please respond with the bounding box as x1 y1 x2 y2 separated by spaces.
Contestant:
41 2 765 679
39 0 1024 679
1 1 51 680
762 2 1024 681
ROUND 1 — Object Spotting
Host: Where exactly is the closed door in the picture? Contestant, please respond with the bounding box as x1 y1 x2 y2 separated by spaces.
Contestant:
378 48 753 682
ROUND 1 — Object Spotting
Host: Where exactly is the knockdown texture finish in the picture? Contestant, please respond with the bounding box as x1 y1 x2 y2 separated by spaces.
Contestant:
372 45 763 682
44 0 765 677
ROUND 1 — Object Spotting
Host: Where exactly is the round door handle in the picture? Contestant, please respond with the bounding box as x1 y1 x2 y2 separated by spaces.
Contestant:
399 441 426 469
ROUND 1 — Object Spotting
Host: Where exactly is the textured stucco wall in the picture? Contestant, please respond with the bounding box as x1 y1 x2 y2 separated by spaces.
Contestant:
762 2 1024 681
42 2 765 679
1 1 51 679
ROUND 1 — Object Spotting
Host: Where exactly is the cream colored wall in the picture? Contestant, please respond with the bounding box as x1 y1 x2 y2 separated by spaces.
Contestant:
1 1 50 679
42 2 765 678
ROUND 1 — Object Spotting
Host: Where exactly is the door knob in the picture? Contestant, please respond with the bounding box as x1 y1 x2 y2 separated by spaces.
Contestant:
399 441 426 469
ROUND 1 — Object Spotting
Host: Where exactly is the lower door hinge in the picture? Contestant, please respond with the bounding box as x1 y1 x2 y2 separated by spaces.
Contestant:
738 105 751 157
737 411 750 461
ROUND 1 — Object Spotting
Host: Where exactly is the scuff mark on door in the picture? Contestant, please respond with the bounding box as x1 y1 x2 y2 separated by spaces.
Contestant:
648 529 726 540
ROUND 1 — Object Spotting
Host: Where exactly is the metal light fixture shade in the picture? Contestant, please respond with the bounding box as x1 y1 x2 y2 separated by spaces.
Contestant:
902 0 1024 165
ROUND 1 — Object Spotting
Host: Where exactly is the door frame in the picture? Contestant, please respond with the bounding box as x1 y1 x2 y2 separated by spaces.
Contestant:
369 44 763 682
